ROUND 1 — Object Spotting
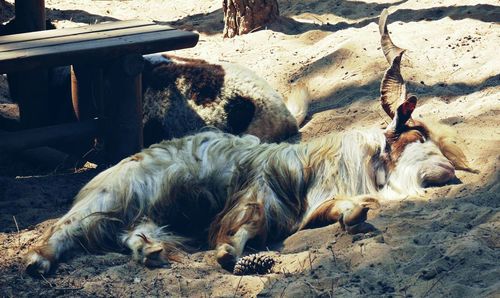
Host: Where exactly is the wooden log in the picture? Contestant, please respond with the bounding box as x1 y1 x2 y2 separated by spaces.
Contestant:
20 146 71 169
9 0 49 128
0 119 100 153
101 54 144 163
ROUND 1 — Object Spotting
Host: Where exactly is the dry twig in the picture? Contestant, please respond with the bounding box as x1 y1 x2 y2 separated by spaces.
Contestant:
308 252 314 271
279 282 290 298
233 275 243 298
40 274 54 288
12 216 20 246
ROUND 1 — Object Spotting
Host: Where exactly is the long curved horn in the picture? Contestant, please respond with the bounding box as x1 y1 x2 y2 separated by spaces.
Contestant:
380 51 407 119
379 9 405 64
379 9 412 119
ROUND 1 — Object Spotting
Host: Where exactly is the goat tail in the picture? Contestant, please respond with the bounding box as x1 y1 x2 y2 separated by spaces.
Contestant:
285 84 310 126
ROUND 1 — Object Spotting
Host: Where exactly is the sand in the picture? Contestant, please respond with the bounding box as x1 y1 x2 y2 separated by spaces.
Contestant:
0 0 499 297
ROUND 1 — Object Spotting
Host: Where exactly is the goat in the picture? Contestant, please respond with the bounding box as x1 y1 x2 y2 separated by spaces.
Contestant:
0 19 307 143
24 10 476 275
141 54 308 145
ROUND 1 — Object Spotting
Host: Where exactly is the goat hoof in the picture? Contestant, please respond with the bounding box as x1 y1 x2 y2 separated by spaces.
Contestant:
142 244 170 267
342 205 369 226
342 197 380 227
216 244 237 271
25 251 52 276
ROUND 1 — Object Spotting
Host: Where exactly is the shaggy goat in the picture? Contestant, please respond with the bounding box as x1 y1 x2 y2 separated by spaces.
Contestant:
25 10 475 275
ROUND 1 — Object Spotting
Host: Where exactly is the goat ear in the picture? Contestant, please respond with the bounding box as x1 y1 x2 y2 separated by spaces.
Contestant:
386 96 417 132
397 95 417 122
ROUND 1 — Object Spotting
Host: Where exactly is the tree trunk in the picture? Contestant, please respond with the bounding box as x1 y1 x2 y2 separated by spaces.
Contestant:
223 0 279 38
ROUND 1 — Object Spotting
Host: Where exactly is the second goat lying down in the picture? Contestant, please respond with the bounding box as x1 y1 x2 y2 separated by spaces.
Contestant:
141 55 308 145
1 23 307 143
25 10 476 275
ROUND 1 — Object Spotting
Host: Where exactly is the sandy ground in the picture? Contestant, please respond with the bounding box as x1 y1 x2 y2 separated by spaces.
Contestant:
0 0 499 297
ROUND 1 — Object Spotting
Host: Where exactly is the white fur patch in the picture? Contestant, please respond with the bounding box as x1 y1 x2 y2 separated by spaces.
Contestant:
26 252 51 274
382 140 454 199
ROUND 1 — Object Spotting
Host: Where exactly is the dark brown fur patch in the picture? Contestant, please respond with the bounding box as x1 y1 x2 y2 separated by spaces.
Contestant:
390 130 425 161
224 95 256 134
301 199 341 229
385 121 430 169
209 200 265 248
148 177 223 240
143 56 225 106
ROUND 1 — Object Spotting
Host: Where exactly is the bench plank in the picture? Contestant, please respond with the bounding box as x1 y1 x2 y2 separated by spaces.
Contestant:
0 20 161 45
0 19 198 162
0 24 175 52
0 29 198 72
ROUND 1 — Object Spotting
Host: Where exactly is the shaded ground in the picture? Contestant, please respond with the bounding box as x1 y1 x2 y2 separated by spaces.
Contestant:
1 0 499 297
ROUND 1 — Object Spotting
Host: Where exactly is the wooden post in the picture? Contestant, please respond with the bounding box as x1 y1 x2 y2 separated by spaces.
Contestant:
8 71 50 128
10 0 49 128
67 65 103 156
14 0 46 32
71 65 103 121
102 54 144 163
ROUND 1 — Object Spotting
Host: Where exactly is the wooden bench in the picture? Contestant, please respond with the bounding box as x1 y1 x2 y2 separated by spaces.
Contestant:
0 20 199 163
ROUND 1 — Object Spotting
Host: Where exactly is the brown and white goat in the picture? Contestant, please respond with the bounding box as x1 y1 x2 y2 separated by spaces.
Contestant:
25 10 475 275
0 41 306 145
141 54 308 145
0 20 307 142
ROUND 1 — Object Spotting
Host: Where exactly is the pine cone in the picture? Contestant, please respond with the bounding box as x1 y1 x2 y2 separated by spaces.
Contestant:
233 253 276 275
